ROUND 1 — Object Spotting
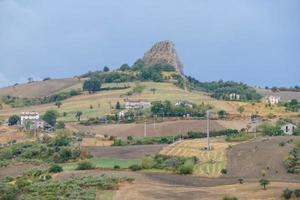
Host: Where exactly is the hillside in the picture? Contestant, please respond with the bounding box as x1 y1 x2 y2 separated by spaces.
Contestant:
0 78 82 99
256 88 300 101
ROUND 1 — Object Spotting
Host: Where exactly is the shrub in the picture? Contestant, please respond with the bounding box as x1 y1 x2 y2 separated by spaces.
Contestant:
129 164 142 171
141 155 156 169
48 164 63 173
282 188 293 199
294 189 300 198
56 121 65 129
178 159 195 175
114 165 120 169
221 169 227 174
223 196 238 200
8 115 20 126
76 161 94 170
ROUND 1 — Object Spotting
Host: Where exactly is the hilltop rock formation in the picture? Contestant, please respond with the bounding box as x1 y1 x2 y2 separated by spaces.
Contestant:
143 40 184 75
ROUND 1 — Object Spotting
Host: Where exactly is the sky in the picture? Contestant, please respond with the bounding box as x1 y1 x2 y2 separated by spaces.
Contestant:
0 0 299 88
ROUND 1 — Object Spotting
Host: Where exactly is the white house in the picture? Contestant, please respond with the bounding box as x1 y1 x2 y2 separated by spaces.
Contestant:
20 112 40 125
229 93 240 100
281 123 297 135
175 100 193 108
265 96 280 105
124 99 151 110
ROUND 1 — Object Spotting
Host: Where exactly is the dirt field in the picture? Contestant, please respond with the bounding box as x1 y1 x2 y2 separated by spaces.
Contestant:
55 169 300 200
0 163 44 180
0 125 29 144
257 88 300 101
226 136 299 180
69 119 247 139
86 144 166 159
0 78 82 98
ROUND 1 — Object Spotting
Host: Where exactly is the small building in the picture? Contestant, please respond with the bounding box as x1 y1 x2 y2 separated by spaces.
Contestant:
281 123 297 135
124 99 151 110
229 93 240 100
175 100 193 108
20 112 40 125
265 96 280 105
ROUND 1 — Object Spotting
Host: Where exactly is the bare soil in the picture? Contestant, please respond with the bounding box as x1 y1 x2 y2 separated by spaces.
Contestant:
0 163 42 179
86 144 166 159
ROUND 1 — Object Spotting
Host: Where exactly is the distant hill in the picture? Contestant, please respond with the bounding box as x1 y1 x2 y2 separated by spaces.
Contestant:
0 78 82 99
256 88 300 101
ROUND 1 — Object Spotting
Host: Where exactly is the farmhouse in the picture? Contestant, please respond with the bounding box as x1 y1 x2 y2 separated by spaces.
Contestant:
124 99 151 109
175 100 193 108
265 95 280 105
281 123 297 135
229 93 240 100
20 111 40 125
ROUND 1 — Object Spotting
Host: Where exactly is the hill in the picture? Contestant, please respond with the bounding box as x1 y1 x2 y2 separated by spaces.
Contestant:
0 78 82 99
256 88 300 101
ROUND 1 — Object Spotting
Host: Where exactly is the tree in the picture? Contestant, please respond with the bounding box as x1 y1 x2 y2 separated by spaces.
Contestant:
42 110 59 127
75 111 83 121
8 115 20 126
218 110 228 119
83 78 101 93
55 101 62 108
103 66 110 72
28 77 33 83
150 88 157 94
259 178 270 190
115 101 121 110
132 84 145 96
237 106 245 114
119 64 131 71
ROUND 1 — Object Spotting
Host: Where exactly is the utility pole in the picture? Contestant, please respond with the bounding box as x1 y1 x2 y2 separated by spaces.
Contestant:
207 110 210 150
154 115 156 129
144 120 147 137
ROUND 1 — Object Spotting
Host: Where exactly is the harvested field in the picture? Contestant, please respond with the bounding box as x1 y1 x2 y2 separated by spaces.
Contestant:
86 144 166 159
226 136 300 180
0 78 82 98
69 119 247 139
0 163 43 179
160 138 240 177
81 138 113 147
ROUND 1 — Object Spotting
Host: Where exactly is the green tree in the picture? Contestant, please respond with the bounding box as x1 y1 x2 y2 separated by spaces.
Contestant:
48 164 63 173
83 78 102 94
119 64 131 71
132 84 146 96
55 101 62 108
115 101 121 110
8 115 20 126
75 111 83 121
103 66 110 72
259 178 270 190
218 110 228 119
42 110 59 126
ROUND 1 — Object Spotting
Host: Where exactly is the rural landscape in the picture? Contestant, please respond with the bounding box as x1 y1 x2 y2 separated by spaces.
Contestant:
0 1 300 200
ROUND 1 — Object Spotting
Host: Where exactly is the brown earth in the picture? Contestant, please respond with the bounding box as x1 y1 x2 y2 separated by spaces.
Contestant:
69 119 248 139
226 136 299 180
0 125 29 144
0 78 81 98
85 144 166 159
0 163 44 180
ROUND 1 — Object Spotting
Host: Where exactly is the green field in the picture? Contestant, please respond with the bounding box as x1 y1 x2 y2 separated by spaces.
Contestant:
62 157 141 170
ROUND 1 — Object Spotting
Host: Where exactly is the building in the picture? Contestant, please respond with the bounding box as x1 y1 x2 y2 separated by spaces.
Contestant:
20 112 40 125
124 99 151 109
175 100 193 108
265 96 280 105
229 93 240 100
281 123 297 135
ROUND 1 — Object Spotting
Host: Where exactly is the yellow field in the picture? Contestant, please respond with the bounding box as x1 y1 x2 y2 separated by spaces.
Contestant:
160 138 239 177
0 81 294 122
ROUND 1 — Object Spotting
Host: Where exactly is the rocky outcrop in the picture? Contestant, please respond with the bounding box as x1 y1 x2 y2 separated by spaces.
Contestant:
143 40 184 75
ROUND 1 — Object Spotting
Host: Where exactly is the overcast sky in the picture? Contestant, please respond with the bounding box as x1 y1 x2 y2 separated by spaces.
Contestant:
0 0 299 87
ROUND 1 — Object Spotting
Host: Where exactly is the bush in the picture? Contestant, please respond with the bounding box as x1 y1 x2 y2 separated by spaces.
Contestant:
141 155 156 169
178 159 195 175
129 164 142 171
223 196 238 200
8 115 20 126
48 164 63 173
56 121 65 129
76 161 94 170
282 188 293 199
114 165 120 169
221 169 227 174
294 189 300 198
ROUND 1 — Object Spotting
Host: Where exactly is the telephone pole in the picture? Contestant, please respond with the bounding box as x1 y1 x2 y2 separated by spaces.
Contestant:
207 110 210 150
144 120 147 137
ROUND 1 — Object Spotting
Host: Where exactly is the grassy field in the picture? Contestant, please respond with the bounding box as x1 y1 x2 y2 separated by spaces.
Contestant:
160 138 240 177
62 157 141 170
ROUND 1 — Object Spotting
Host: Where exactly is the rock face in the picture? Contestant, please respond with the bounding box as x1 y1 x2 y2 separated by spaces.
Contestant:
143 40 184 75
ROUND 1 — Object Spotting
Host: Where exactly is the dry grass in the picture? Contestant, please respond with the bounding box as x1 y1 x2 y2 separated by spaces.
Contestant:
0 126 30 144
160 138 240 177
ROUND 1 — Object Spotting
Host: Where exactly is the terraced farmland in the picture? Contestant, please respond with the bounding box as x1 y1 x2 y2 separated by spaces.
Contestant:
160 138 239 177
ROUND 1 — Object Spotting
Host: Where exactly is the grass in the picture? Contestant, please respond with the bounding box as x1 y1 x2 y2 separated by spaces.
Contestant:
62 157 141 170
98 190 116 200
160 137 239 177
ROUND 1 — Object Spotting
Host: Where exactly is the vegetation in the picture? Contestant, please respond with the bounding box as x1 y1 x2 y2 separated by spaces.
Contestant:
83 77 102 93
8 115 20 126
0 169 132 200
42 110 59 126
258 123 283 136
186 77 262 101
284 141 300 174
259 178 270 190
48 164 63 173
223 196 238 200
280 99 300 112
76 160 95 170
